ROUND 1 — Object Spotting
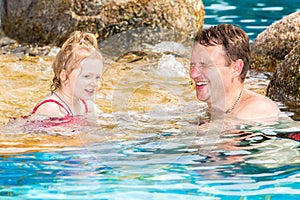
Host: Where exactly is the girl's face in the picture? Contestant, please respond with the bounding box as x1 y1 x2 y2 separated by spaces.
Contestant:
67 57 103 100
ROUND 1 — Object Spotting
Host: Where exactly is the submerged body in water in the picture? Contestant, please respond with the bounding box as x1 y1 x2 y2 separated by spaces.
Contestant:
0 108 299 198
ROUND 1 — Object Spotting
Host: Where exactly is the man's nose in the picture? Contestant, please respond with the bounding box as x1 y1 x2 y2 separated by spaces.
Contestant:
189 67 200 79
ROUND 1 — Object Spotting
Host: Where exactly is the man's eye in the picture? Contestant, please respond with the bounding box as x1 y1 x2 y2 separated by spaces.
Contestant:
190 62 208 68
199 61 207 67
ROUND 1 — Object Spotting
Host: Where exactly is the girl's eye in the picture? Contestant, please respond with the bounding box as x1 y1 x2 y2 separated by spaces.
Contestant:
96 76 101 80
83 75 90 78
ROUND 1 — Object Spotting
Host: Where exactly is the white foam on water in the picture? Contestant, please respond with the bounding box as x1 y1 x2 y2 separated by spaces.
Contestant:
156 54 187 78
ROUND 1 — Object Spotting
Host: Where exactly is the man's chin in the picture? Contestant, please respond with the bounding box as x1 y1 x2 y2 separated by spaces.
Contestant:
195 88 210 101
196 94 209 102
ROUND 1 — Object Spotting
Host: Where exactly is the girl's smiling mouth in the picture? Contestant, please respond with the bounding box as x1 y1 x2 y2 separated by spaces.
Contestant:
85 89 95 95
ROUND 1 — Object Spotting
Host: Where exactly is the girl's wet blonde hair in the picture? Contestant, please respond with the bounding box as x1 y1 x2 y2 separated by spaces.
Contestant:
51 31 103 91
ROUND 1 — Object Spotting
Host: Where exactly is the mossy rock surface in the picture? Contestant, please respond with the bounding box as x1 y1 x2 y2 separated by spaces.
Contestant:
250 11 300 72
266 42 300 106
1 0 204 46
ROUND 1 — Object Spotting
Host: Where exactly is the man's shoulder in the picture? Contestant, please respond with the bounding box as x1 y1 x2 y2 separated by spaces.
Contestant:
244 90 278 108
238 90 280 119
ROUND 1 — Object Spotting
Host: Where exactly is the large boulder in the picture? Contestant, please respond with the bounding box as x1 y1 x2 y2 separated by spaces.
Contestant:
266 43 300 107
1 0 204 47
250 11 300 72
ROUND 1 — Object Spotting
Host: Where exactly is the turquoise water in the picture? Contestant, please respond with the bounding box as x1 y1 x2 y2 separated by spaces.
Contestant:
1 119 300 199
204 0 300 42
1 0 300 199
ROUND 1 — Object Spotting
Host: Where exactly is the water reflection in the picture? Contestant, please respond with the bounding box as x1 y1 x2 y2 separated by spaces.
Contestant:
204 0 300 42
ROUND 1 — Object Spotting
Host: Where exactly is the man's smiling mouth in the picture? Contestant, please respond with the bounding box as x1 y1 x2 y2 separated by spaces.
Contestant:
196 81 208 86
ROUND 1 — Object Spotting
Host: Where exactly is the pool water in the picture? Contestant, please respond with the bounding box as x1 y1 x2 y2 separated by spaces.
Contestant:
204 0 300 43
1 117 300 199
1 0 300 199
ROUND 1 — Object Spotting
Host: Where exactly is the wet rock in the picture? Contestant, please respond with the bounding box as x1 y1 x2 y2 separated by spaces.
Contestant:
0 37 55 57
0 36 16 47
266 43 300 107
250 11 300 72
152 41 190 57
1 0 205 47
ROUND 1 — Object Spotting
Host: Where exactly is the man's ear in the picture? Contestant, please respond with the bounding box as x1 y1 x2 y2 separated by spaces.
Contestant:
232 59 243 77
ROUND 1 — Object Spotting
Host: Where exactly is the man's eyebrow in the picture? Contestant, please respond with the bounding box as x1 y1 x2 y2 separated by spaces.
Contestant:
190 61 206 65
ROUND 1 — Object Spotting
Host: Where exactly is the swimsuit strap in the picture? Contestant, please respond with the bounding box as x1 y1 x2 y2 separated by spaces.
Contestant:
80 99 89 113
32 99 71 116
52 91 73 116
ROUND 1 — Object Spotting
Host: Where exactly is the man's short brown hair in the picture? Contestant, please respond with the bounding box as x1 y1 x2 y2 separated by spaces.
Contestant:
194 24 250 82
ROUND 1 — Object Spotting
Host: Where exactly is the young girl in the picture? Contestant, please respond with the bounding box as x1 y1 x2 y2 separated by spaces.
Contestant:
32 31 104 118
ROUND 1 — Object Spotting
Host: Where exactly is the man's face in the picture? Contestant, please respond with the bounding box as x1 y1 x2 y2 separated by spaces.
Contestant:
189 43 233 104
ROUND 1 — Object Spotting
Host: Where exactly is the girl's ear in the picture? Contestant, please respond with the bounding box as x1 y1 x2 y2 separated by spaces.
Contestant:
60 69 67 84
232 59 243 77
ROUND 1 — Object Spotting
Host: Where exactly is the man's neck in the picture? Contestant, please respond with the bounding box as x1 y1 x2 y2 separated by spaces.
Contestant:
209 82 244 114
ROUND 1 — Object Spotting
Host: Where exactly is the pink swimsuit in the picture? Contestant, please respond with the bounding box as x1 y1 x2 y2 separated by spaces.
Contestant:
22 99 90 131
31 99 88 116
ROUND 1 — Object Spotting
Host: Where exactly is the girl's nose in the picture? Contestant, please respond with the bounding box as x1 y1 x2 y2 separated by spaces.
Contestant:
89 78 98 86
94 79 101 88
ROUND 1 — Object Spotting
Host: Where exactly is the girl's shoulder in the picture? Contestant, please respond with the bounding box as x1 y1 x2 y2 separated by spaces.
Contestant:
32 96 70 117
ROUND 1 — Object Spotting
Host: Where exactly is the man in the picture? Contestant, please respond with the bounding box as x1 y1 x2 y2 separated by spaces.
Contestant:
189 24 280 121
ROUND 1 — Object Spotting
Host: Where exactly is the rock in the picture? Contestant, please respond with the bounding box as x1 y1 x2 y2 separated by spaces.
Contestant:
266 42 300 106
0 36 16 47
250 11 300 71
1 0 204 47
251 11 300 106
